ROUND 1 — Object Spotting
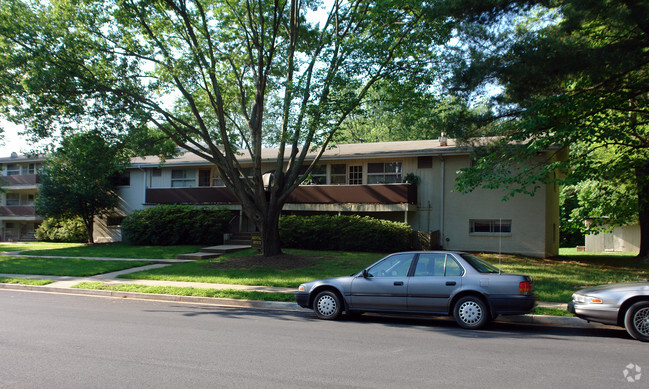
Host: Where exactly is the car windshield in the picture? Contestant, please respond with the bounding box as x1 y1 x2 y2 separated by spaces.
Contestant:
460 254 501 274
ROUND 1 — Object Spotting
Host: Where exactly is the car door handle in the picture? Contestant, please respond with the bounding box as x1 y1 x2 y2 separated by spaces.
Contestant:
446 281 456 286
394 281 404 286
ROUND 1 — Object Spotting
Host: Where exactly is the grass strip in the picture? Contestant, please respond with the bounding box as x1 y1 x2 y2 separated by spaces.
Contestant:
0 277 54 286
18 243 204 259
0 257 152 277
532 307 574 317
73 282 296 302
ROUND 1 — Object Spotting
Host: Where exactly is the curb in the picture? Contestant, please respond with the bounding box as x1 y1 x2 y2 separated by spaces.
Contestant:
0 283 611 329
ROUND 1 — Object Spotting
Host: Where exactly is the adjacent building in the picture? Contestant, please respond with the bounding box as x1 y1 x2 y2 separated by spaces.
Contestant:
0 152 45 241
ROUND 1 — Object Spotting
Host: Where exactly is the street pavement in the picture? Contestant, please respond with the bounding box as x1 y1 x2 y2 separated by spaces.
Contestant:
0 251 610 329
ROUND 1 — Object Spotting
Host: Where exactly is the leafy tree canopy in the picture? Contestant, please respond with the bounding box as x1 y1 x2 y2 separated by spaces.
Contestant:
0 0 455 256
447 0 649 258
35 131 130 243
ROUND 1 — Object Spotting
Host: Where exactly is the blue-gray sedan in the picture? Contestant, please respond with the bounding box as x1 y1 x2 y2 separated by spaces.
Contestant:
295 251 536 329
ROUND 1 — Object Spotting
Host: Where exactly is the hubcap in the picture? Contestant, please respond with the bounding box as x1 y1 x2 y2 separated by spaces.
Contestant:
459 301 483 325
633 307 649 336
317 295 337 317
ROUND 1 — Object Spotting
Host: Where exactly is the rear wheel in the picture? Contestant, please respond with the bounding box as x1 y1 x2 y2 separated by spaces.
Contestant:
624 301 649 342
313 290 342 320
453 296 489 330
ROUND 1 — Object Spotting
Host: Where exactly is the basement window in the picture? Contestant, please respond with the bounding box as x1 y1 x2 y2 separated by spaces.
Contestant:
469 219 512 235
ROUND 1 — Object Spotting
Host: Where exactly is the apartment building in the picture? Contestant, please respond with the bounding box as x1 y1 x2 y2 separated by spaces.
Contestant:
0 152 45 241
93 139 563 258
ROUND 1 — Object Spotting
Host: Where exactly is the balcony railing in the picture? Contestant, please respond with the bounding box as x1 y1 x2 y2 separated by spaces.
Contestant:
0 206 37 217
145 184 416 205
0 174 39 186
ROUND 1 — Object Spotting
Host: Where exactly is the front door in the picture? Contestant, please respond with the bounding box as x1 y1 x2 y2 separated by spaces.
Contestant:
350 253 415 311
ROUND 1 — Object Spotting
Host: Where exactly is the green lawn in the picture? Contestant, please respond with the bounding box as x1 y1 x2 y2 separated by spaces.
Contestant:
119 249 383 287
0 256 152 277
18 243 204 259
0 242 85 253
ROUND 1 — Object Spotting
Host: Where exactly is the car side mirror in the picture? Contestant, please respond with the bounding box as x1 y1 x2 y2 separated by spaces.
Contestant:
362 269 369 278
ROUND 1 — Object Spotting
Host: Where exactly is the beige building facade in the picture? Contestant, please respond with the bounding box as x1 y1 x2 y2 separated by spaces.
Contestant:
93 139 562 258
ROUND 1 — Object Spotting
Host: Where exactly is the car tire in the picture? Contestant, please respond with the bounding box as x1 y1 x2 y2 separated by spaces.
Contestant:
313 290 342 320
624 301 649 342
453 296 489 330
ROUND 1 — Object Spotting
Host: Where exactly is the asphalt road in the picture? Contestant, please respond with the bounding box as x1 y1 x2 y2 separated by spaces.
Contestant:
1 290 647 388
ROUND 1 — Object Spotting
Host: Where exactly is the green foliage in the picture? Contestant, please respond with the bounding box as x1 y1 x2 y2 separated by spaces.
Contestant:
121 205 232 246
279 215 413 252
35 216 88 243
448 0 649 256
35 131 129 243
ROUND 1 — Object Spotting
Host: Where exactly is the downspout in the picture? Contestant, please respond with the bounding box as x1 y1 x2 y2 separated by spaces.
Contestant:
440 158 445 249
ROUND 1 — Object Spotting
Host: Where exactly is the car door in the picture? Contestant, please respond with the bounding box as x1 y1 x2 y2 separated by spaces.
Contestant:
407 253 463 313
350 253 416 311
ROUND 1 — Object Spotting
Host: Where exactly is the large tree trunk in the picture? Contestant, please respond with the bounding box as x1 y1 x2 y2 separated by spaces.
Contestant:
259 204 283 257
637 162 649 260
83 214 94 244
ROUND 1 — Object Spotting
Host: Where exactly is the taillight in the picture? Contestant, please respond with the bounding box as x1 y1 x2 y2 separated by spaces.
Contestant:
519 281 532 293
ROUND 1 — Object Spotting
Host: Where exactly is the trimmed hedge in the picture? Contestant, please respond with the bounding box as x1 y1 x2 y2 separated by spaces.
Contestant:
279 214 412 252
121 205 232 246
36 216 88 243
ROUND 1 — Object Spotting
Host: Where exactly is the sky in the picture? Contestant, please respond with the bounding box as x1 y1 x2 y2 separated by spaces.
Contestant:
0 119 54 157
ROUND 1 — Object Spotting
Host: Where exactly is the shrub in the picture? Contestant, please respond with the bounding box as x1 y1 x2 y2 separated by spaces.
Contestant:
121 205 232 245
36 216 88 243
279 214 412 252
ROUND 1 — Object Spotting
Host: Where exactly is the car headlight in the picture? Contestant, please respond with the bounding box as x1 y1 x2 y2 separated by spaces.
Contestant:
573 294 603 304
298 284 306 292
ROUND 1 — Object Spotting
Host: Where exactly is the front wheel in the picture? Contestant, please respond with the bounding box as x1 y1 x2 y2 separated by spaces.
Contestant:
313 290 342 320
453 296 489 330
624 301 649 342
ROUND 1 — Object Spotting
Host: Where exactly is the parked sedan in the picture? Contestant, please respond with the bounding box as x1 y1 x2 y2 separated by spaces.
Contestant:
295 251 535 329
567 281 649 341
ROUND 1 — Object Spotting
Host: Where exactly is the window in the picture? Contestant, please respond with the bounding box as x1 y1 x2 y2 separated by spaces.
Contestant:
171 169 196 187
106 216 125 227
299 165 326 185
26 194 35 205
414 253 464 277
469 219 512 234
212 170 225 187
367 253 415 277
6 193 20 206
348 165 363 185
330 164 346 184
27 163 39 174
152 168 162 177
367 162 402 184
6 164 20 176
113 171 131 186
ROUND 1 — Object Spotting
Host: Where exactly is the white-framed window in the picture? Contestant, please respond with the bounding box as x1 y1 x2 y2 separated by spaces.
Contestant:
211 170 225 187
330 164 346 184
6 193 20 206
113 171 131 186
469 219 512 234
299 165 326 185
26 163 39 174
6 164 20 176
171 169 196 187
367 162 402 184
349 165 363 185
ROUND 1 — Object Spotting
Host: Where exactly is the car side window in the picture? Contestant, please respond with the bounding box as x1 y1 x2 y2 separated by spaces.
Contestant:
445 257 464 276
414 253 446 276
368 253 415 277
